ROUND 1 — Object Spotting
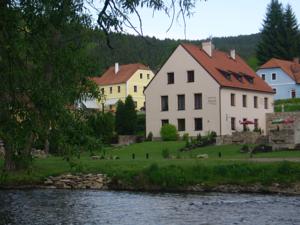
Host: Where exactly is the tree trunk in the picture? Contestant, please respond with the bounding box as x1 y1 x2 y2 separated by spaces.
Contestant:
44 139 49 154
4 148 16 171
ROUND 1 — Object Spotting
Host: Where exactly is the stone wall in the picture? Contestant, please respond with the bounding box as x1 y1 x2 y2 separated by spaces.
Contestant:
44 173 110 189
118 135 137 145
266 112 300 150
216 132 268 145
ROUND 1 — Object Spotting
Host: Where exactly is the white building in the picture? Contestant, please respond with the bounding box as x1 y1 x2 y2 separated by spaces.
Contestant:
144 42 274 138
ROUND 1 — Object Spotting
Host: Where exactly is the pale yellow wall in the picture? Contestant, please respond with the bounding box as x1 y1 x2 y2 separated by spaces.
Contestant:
127 69 155 110
97 69 154 111
145 45 221 137
220 88 274 135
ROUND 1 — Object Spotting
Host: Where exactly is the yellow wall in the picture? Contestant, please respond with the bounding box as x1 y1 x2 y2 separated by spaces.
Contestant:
127 69 155 110
97 69 154 111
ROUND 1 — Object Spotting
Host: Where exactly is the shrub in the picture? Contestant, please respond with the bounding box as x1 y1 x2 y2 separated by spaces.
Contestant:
162 148 170 159
146 132 153 142
160 124 178 141
182 133 189 142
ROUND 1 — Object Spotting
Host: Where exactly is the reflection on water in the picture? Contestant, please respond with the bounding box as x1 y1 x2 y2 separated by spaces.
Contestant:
0 189 299 225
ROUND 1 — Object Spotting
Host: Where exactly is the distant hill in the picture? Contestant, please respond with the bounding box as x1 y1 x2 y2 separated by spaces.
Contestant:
86 31 261 77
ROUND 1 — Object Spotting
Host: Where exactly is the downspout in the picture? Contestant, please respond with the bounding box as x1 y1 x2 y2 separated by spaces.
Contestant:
219 87 222 136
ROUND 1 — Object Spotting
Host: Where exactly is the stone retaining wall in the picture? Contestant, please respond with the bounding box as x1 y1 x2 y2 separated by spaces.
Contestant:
118 135 137 145
216 132 268 145
44 173 110 189
266 112 300 150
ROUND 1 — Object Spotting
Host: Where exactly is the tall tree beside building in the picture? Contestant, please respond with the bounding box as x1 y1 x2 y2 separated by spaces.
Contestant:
257 0 286 65
283 4 300 60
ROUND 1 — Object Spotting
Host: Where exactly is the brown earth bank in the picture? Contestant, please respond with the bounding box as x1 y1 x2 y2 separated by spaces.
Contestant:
1 173 300 196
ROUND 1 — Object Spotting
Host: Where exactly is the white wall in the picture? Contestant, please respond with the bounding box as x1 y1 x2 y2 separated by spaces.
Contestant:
220 88 274 135
145 45 221 137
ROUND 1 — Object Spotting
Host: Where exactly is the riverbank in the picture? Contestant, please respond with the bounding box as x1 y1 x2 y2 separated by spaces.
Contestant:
1 142 300 195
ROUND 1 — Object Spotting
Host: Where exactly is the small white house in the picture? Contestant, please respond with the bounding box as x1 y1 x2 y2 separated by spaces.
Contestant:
144 41 274 138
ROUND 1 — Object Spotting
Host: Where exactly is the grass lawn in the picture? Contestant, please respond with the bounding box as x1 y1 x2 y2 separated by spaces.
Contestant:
1 141 300 187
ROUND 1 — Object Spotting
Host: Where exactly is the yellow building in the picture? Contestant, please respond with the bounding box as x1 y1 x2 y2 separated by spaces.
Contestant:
91 63 154 111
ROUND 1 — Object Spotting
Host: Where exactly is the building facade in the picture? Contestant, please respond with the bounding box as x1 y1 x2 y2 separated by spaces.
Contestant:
91 63 154 111
145 42 274 138
256 58 300 100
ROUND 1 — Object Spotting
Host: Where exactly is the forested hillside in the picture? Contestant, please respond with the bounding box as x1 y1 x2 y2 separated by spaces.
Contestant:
86 31 261 77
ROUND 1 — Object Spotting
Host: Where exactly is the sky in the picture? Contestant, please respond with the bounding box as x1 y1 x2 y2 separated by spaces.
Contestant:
89 0 300 40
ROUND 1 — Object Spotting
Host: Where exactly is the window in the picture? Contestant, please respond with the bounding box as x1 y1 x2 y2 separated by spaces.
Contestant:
254 96 258 108
242 95 247 107
273 88 277 94
264 97 268 109
161 119 169 127
291 89 296 98
272 73 276 80
134 85 137 92
261 74 265 80
231 93 235 106
118 86 121 93
167 72 174 84
194 93 202 110
147 74 150 79
254 119 258 130
178 119 185 131
231 117 236 131
161 96 168 111
101 88 105 94
140 73 143 79
110 87 112 94
187 70 194 82
177 95 185 111
194 118 203 131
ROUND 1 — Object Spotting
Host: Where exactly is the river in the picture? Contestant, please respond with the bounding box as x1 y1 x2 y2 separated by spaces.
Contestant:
0 190 299 225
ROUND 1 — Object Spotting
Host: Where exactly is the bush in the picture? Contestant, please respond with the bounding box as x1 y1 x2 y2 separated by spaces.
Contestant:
182 133 189 142
160 124 178 141
146 132 153 141
162 148 170 159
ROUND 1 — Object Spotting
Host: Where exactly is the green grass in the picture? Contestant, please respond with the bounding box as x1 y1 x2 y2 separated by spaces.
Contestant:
274 98 300 112
1 141 300 188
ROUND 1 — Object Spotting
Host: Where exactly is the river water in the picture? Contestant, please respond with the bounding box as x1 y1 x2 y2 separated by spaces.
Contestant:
0 190 299 225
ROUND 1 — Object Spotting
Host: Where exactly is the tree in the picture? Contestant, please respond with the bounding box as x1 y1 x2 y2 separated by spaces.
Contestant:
0 0 97 171
257 1 300 65
257 0 286 65
123 95 137 135
115 100 126 135
115 96 137 135
283 4 300 60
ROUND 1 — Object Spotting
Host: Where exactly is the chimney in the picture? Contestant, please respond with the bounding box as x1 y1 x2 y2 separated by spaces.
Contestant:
115 62 119 74
202 41 214 57
230 49 236 60
293 57 299 64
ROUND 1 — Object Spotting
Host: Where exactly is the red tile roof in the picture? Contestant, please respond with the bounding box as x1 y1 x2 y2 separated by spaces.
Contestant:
259 58 300 84
181 44 274 93
91 63 150 85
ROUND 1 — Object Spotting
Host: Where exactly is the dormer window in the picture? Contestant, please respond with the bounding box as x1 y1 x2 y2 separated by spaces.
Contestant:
244 74 254 84
218 69 231 80
233 72 243 82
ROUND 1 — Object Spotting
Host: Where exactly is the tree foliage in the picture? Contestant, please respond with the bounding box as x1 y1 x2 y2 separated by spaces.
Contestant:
257 0 300 65
0 0 97 171
115 96 137 135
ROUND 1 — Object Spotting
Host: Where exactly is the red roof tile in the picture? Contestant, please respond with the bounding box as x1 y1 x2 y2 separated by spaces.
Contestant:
181 44 274 93
91 63 150 85
259 58 300 83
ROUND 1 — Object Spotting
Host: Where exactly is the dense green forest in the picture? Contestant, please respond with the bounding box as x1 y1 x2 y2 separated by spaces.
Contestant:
86 31 261 77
